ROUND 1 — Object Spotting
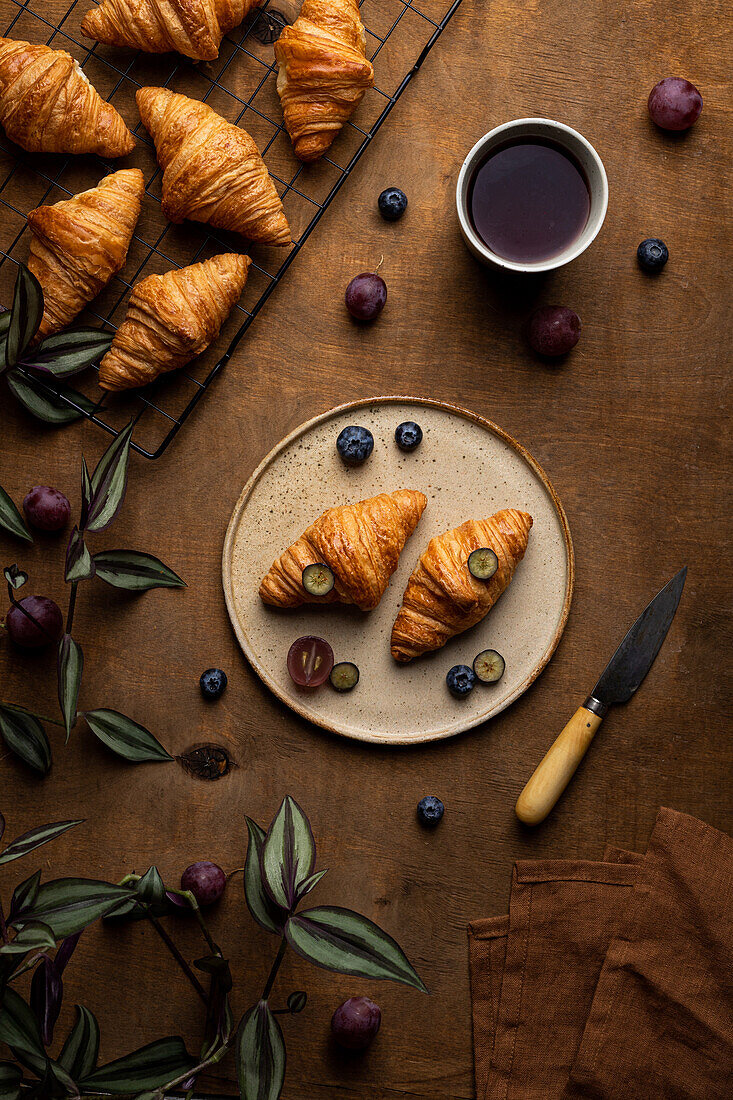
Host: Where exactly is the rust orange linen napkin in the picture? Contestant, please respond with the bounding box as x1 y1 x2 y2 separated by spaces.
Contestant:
468 809 733 1100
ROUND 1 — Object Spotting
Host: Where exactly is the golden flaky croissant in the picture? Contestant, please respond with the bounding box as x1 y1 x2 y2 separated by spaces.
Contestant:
81 0 263 62
136 87 290 246
391 509 533 662
27 169 144 339
98 253 249 391
275 0 374 162
0 38 134 156
260 490 427 612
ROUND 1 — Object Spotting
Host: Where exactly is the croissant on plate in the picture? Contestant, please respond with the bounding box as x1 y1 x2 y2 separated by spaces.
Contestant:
136 87 291 246
81 0 263 61
98 253 250 391
27 169 144 339
391 509 533 662
259 489 428 611
0 38 135 156
275 0 374 162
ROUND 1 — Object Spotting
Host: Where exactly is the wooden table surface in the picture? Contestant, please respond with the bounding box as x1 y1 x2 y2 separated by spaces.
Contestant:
1 0 731 1096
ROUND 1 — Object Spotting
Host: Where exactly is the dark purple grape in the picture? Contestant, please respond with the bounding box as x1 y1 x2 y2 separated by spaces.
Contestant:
331 996 382 1051
527 306 581 357
180 861 226 906
6 596 63 649
345 273 387 321
648 78 703 132
23 486 70 533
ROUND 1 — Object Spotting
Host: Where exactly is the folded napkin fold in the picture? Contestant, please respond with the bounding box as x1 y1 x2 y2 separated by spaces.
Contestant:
468 808 733 1100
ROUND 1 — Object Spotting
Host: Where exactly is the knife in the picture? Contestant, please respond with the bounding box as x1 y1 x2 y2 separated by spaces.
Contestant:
515 566 687 826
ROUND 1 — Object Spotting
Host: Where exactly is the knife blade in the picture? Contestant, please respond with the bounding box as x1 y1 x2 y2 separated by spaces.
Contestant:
515 567 687 826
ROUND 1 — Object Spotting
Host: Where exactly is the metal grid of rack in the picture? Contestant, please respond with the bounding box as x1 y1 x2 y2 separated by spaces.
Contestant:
0 0 462 457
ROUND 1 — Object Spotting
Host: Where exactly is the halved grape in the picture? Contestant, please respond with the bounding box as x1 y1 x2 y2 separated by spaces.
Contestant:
330 661 360 692
302 562 335 597
468 547 498 580
473 649 505 683
287 636 334 688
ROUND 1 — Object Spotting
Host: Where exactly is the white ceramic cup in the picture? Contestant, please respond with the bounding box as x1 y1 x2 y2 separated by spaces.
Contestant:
455 118 609 273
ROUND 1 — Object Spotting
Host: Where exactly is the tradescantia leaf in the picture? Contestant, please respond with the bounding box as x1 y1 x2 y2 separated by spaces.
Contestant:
80 456 93 529
0 486 32 542
4 565 28 590
12 879 135 939
194 954 233 993
92 550 186 591
64 527 94 583
285 907 428 993
58 1005 100 1081
244 818 287 935
79 1036 196 1093
6 370 95 425
21 328 112 379
287 991 307 1015
261 797 316 911
5 264 43 370
0 1061 23 1100
85 420 134 533
295 868 328 903
0 819 82 867
9 870 41 920
0 707 51 775
0 987 46 1070
83 709 173 764
135 866 166 906
29 955 62 1047
0 921 55 956
236 1001 286 1100
57 635 83 741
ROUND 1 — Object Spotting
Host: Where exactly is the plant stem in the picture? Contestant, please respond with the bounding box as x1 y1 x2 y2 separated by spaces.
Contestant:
262 937 288 1001
66 580 78 634
179 888 220 956
0 702 65 727
0 896 8 943
147 911 208 1007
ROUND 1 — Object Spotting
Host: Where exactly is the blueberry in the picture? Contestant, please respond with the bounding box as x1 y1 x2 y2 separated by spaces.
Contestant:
446 664 476 698
378 187 408 222
637 238 669 273
394 421 423 452
417 795 444 827
200 668 227 700
336 425 374 467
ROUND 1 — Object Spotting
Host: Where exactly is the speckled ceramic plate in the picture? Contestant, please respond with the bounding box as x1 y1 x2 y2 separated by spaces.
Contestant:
223 397 574 744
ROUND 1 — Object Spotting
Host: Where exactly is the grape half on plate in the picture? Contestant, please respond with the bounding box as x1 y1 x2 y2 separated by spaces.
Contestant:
473 649 505 683
330 661 360 692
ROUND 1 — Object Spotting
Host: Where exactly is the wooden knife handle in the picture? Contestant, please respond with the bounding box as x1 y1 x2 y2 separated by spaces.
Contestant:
515 705 604 825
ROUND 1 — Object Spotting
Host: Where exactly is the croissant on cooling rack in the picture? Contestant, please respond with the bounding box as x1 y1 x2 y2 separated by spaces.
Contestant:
259 489 428 611
390 509 533 662
136 87 291 246
98 253 250 391
0 38 134 156
274 0 374 162
81 0 263 62
27 168 144 339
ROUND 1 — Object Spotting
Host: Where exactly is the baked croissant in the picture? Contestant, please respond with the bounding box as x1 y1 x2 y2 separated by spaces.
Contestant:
81 0 262 61
259 489 427 612
137 87 291 246
391 509 533 662
275 0 374 162
0 38 134 156
27 169 144 339
98 253 250 391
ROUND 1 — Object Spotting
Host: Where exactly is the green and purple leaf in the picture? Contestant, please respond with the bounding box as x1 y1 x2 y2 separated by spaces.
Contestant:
0 987 46 1071
286 991 307 1015
0 487 31 543
80 457 93 529
85 421 134 533
5 264 43 371
244 819 287 935
261 797 316 911
64 527 94 583
58 1005 100 1081
92 550 185 592
294 868 328 903
285 907 427 992
82 709 173 764
0 921 55 957
29 955 62 1047
236 1001 286 1100
57 635 83 741
3 565 28 590
79 1036 196 1093
6 370 95 425
0 707 51 775
9 870 41 920
0 1061 22 1100
0 819 82 867
21 328 112 379
11 879 135 939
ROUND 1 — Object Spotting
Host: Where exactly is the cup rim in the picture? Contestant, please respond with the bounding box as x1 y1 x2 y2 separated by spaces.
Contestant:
456 117 609 273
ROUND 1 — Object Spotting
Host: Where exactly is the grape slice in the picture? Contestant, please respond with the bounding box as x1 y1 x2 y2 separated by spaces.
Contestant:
287 636 334 688
473 649 506 683
330 662 360 692
302 563 335 597
468 547 499 580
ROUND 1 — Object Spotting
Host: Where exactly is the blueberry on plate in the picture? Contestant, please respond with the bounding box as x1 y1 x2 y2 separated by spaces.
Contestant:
473 649 505 684
468 547 498 580
417 795 444 826
378 187 408 221
302 562 335 597
330 661 360 692
395 421 423 452
336 425 374 466
637 238 669 273
446 664 476 698
200 668 227 700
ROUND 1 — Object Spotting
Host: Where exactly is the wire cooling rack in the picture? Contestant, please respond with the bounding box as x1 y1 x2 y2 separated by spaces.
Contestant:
0 0 462 458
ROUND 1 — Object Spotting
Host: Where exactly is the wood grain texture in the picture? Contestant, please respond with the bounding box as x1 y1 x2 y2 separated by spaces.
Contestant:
0 0 731 1096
